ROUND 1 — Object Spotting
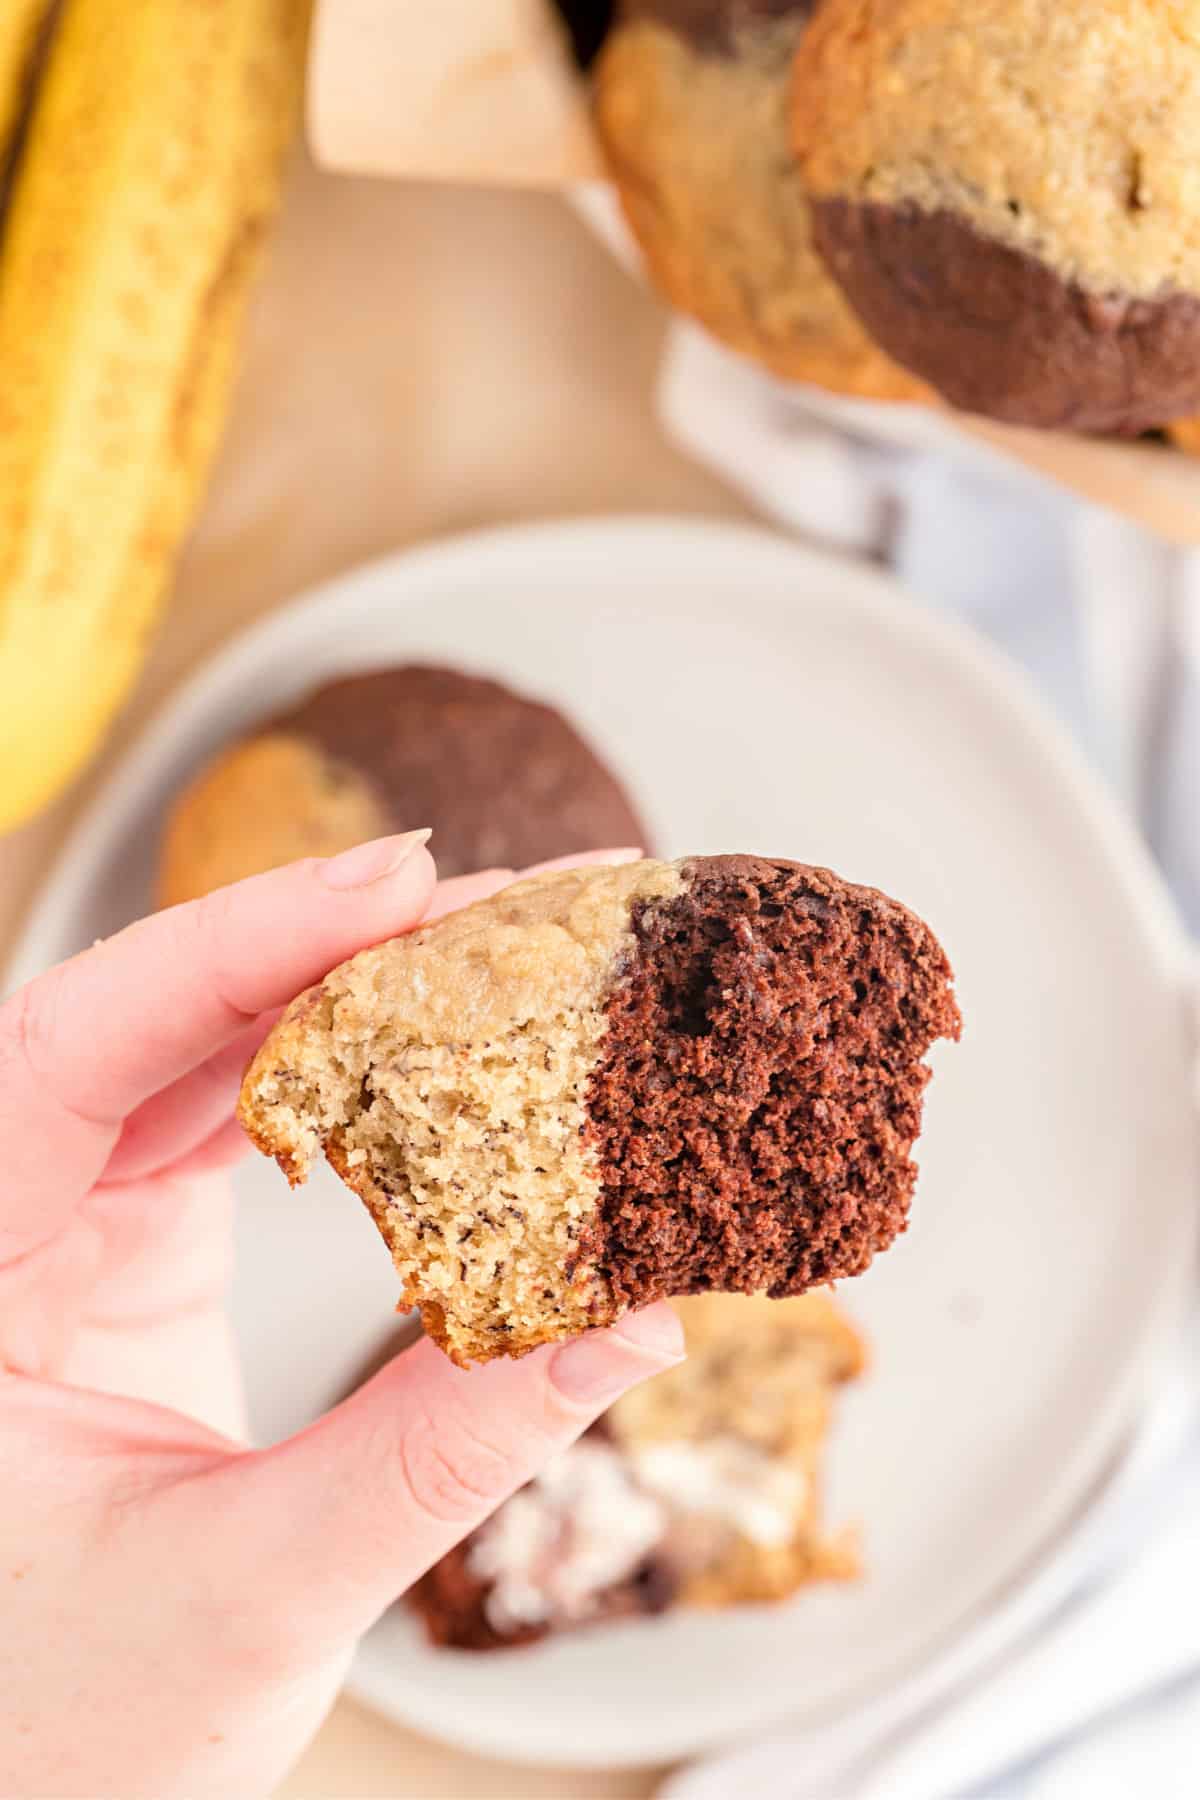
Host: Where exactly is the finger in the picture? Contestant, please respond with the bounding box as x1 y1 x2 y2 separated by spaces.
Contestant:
81 1171 235 1330
518 847 644 877
102 1016 281 1186
192 1304 685 1651
100 870 515 1189
157 1118 255 1182
0 832 436 1260
423 869 513 921
101 872 516 1187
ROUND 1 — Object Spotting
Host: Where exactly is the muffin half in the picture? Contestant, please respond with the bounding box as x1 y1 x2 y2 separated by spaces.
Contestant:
239 855 959 1364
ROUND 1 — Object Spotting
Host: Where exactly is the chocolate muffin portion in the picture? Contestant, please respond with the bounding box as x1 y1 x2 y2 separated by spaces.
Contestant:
794 0 1200 432
594 0 926 398
158 664 650 906
239 857 958 1365
410 1291 865 1650
587 856 949 1305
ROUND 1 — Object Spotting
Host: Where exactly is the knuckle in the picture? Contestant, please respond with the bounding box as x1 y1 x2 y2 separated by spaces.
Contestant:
175 888 256 1022
0 969 106 1130
1 977 53 1088
398 1402 521 1528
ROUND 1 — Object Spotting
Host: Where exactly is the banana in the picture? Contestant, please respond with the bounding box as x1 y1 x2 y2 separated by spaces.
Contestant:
0 1 53 209
0 2 50 140
0 0 310 831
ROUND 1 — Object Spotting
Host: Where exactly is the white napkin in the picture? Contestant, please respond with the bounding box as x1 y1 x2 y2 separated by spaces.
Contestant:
654 322 1200 1797
659 325 1200 934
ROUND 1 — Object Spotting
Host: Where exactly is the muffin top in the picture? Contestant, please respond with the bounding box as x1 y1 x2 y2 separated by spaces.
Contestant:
795 0 1200 299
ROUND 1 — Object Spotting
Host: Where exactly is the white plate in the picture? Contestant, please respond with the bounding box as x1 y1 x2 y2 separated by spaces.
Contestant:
6 518 1197 1769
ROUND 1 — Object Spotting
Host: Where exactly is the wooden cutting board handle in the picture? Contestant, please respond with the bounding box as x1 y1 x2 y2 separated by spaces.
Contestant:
308 0 603 185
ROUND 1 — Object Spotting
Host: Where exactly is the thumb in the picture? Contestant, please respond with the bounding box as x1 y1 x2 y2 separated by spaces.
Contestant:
194 1305 685 1653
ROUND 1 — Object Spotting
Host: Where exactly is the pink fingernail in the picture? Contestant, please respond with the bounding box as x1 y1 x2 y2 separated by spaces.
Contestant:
319 830 432 890
550 1305 686 1405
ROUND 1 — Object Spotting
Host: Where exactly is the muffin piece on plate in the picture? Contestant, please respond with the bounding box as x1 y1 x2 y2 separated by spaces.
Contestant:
410 1290 866 1649
157 664 650 905
594 0 926 399
795 0 1200 432
239 855 959 1364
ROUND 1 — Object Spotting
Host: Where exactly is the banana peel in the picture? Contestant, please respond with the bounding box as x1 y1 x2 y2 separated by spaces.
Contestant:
0 0 310 831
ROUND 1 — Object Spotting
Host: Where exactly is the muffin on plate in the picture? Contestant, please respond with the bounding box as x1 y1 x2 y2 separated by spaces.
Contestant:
594 0 926 399
410 1290 866 1649
239 855 960 1365
794 0 1200 432
157 664 650 905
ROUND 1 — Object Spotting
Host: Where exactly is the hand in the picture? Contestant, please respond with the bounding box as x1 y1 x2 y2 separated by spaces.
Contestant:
0 834 684 1800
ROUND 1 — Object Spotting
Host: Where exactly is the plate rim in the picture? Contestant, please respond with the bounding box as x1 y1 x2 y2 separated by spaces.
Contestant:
4 516 1191 996
5 514 1196 1768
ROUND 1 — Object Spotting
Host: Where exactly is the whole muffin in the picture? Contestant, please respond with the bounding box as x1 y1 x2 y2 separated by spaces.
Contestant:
158 665 651 905
410 1290 866 1649
594 0 926 399
239 855 959 1365
794 0 1200 433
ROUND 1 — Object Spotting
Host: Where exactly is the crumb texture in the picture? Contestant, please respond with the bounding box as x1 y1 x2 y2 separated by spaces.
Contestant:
238 861 683 1363
585 855 960 1308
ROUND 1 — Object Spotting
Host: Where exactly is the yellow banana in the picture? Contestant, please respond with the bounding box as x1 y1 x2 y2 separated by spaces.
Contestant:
0 1 50 142
0 0 310 831
0 0 53 214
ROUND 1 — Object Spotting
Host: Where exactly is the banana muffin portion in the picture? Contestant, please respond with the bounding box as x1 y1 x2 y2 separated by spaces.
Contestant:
794 0 1200 432
411 1290 866 1649
594 0 926 398
239 856 959 1364
158 664 650 905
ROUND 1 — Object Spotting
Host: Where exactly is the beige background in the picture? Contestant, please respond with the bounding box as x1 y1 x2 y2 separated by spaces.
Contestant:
0 158 748 1797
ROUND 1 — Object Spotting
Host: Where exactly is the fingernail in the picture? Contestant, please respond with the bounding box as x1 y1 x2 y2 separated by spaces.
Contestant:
550 1304 686 1405
319 830 432 890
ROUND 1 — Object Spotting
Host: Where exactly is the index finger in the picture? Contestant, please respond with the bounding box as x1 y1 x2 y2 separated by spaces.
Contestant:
0 832 435 1260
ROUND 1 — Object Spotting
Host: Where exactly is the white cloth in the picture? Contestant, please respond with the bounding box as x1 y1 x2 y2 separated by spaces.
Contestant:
654 324 1200 1798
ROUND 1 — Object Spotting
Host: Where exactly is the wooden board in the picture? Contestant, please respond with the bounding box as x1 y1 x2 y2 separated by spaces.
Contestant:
306 0 1200 543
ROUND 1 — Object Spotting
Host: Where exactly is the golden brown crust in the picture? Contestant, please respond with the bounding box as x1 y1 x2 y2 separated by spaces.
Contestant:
1170 417 1200 455
625 1290 867 1605
410 1287 866 1645
632 1292 866 1604
794 0 1200 301
157 734 390 908
595 15 928 401
793 0 1200 430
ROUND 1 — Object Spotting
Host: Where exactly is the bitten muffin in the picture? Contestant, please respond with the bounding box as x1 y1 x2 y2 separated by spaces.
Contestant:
794 0 1200 433
157 665 650 906
594 1 926 399
238 855 959 1365
410 1290 866 1649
